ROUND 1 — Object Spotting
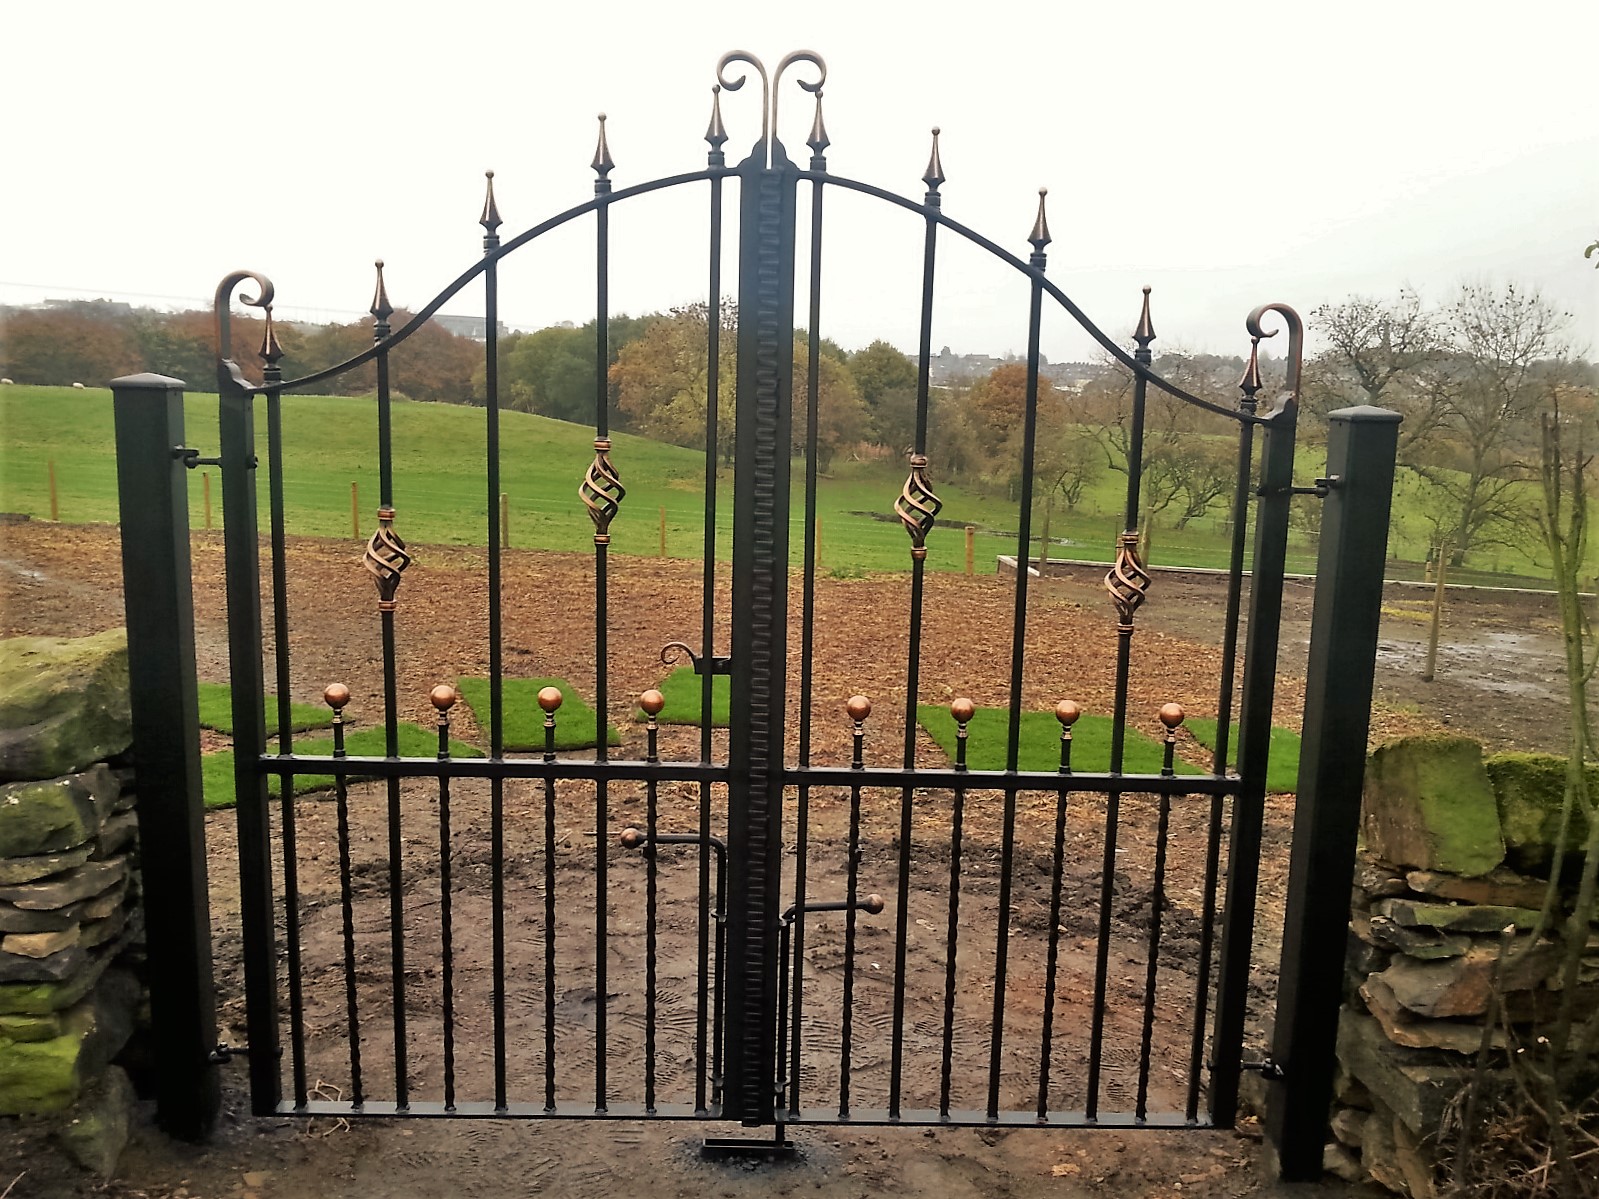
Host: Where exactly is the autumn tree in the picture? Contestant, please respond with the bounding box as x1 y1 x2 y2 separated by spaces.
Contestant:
611 302 738 461
0 302 141 385
792 344 870 472
848 339 919 450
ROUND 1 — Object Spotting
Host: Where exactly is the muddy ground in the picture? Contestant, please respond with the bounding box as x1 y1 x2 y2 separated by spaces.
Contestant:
0 521 1578 1198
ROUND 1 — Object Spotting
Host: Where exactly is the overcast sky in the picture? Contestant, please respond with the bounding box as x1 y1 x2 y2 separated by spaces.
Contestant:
4 1 1595 366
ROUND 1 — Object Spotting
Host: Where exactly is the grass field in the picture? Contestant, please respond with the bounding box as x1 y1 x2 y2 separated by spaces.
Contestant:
0 384 1559 583
196 682 333 736
643 667 731 727
915 704 1200 775
454 676 619 751
1184 716 1303 794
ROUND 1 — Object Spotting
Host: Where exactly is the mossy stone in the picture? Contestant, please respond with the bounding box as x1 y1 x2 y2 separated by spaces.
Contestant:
0 1024 84 1113
0 630 130 782
0 765 118 858
1484 751 1596 876
1362 737 1504 876
0 1011 62 1042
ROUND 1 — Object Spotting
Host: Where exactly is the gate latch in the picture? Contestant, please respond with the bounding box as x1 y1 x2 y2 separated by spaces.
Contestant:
174 446 223 469
660 641 731 675
1240 1056 1285 1081
208 1041 249 1065
1259 475 1339 499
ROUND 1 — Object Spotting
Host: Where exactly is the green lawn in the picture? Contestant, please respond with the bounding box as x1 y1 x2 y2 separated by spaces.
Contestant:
641 667 730 726
200 722 481 809
454 676 619 751
0 383 1563 584
1184 716 1303 794
196 682 333 736
915 704 1202 776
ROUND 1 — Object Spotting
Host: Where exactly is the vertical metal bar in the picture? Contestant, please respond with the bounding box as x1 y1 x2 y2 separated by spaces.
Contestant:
328 695 364 1106
436 696 457 1111
1185 791 1225 1122
939 741 967 1118
1268 405 1401 1179
1036 708 1076 1117
543 698 560 1112
110 372 221 1139
1211 393 1298 1128
216 362 280 1117
1212 346 1264 773
280 783 307 1109
1138 714 1181 1121
724 140 798 1126
839 707 866 1118
990 205 1049 1120
591 145 614 1117
644 709 660 1113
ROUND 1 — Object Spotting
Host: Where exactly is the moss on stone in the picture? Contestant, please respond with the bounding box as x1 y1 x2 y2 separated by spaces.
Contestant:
1484 751 1596 876
0 1024 83 1113
0 765 118 859
1363 737 1504 877
0 629 130 782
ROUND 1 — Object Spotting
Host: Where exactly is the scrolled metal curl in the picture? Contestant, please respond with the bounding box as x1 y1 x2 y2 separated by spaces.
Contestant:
713 49 827 164
1244 302 1304 413
213 269 275 390
660 641 697 667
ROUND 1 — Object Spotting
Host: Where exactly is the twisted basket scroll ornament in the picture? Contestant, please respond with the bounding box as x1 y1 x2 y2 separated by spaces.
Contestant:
894 454 942 558
580 439 626 543
1104 531 1152 630
363 510 411 611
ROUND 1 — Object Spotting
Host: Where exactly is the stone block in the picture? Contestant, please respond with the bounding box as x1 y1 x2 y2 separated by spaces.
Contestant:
1324 1140 1364 1183
1484 751 1596 876
1338 1010 1469 1135
0 630 130 782
0 943 110 1014
1356 856 1410 899
0 857 126 910
1330 1104 1367 1147
2 926 80 958
1404 867 1549 909
79 906 129 950
0 945 87 983
0 1011 62 1042
1363 738 1504 876
56 1065 135 1177
1371 898 1543 934
0 1023 83 1112
1375 941 1559 1019
92 810 138 860
1361 1102 1410 1195
1360 974 1505 1052
0 845 92 885
1393 1115 1438 1199
0 765 119 858
1367 916 1470 960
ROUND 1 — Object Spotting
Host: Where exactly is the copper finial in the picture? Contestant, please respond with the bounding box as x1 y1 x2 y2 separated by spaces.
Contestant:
323 682 351 711
950 696 975 725
923 127 945 193
480 170 502 235
592 113 614 180
1028 188 1052 254
258 308 283 367
370 260 393 323
846 694 872 722
1055 699 1082 727
1239 336 1264 403
639 688 666 717
537 685 564 712
620 827 646 849
430 684 459 712
705 85 729 153
1133 286 1156 351
862 894 886 915
1159 702 1186 729
806 89 830 159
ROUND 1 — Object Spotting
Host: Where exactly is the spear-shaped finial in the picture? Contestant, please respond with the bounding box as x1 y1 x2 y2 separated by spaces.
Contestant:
923 127 945 194
705 84 729 159
1133 286 1156 356
1239 335 1264 407
480 170 502 236
258 307 283 370
370 260 393 324
806 88 830 165
592 113 614 184
1029 188 1051 257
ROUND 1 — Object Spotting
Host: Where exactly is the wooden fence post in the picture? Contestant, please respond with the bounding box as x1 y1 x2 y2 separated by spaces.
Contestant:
501 492 510 550
965 525 975 576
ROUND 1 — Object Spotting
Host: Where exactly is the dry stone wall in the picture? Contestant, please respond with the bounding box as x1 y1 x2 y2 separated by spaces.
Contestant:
0 629 146 1174
1328 736 1599 1198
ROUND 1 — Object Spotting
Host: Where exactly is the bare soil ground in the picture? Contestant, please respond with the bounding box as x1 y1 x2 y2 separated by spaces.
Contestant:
1 521 1574 1199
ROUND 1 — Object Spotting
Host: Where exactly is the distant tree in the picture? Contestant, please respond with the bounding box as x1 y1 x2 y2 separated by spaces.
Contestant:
1306 291 1446 457
612 302 739 462
792 345 869 472
848 339 919 449
0 303 140 385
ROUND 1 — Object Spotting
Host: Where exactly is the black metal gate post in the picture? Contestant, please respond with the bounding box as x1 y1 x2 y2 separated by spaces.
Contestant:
216 334 281 1116
723 136 798 1125
1267 405 1401 1180
110 373 222 1140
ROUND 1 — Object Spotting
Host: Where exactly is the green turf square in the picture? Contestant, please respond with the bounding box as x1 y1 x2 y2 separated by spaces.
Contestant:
196 682 334 736
200 722 482 809
1184 716 1302 794
455 677 620 752
640 667 730 726
916 704 1202 776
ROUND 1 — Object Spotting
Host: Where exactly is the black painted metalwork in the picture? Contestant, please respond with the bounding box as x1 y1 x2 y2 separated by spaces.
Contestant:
173 50 1388 1148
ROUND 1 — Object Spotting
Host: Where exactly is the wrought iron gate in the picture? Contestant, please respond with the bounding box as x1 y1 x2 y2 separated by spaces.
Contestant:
206 51 1312 1134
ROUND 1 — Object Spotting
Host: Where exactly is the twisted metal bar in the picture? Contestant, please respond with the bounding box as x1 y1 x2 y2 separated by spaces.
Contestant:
1104 532 1152 629
894 454 942 558
580 438 625 542
363 511 411 610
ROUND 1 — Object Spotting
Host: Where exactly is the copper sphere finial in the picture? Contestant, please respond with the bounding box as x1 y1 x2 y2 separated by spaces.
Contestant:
430 684 458 712
863 894 886 915
537 686 564 712
639 689 666 717
620 827 645 849
846 694 872 722
950 697 975 725
1159 702 1186 729
323 682 351 710
1055 699 1082 727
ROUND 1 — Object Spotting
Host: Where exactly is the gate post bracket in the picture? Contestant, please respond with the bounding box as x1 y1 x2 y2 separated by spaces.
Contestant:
1265 405 1401 1181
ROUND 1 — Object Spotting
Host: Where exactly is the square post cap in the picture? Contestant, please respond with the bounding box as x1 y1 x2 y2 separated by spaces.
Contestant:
110 372 187 391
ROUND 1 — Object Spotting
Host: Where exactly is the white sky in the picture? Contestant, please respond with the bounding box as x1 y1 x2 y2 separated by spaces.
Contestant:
4 0 1596 365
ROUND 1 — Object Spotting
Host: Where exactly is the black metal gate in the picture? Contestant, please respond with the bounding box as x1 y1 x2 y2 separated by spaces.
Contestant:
196 51 1325 1136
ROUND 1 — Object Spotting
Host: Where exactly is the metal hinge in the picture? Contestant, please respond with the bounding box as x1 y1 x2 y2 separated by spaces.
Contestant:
1240 1056 1285 1081
1259 475 1339 499
174 447 223 469
208 1041 249 1064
